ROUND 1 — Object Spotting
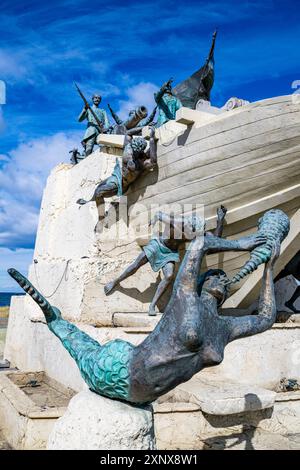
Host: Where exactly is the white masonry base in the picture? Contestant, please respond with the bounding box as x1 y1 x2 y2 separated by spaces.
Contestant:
47 391 156 450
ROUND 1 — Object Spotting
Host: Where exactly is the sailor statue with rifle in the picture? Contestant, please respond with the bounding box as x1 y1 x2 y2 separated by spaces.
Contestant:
76 83 110 156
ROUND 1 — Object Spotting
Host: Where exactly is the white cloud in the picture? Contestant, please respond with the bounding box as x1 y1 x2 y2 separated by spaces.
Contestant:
0 50 25 78
117 82 158 120
0 247 33 292
0 131 81 249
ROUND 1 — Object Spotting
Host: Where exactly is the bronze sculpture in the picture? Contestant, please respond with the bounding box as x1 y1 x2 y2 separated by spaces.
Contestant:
76 128 157 209
107 105 157 135
77 88 110 156
104 206 227 315
230 209 290 284
8 215 278 405
173 30 217 108
69 148 84 165
155 78 182 127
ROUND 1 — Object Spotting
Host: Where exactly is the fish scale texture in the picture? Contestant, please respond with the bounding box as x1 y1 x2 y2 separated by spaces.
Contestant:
67 337 134 401
46 316 134 401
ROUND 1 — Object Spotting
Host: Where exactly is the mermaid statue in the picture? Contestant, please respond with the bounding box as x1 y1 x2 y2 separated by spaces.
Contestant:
8 212 284 405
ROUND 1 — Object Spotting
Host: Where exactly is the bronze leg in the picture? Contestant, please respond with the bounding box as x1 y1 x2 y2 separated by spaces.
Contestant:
148 262 175 316
104 251 148 295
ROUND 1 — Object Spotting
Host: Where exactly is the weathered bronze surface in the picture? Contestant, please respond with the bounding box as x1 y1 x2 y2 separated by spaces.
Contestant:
173 30 217 108
69 148 84 165
107 105 157 135
76 128 157 207
8 209 285 405
230 209 290 284
76 84 110 156
104 206 227 316
155 78 182 127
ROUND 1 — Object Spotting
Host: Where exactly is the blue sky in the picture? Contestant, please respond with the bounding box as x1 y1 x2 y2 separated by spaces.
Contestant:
0 0 299 291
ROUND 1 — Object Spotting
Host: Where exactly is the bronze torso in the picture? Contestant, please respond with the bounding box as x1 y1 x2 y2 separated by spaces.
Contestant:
129 290 230 403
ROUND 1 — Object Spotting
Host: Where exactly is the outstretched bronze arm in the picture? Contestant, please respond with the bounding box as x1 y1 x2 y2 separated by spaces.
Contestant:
139 106 157 126
149 210 185 240
155 78 173 103
149 211 174 227
204 233 267 254
228 242 280 341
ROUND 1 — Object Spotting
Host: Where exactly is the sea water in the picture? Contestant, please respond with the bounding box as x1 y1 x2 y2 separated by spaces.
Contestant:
0 293 23 307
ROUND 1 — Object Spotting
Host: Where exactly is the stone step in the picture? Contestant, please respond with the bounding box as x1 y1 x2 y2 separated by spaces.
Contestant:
161 376 276 416
112 312 161 328
121 326 154 335
110 309 300 329
221 309 300 323
111 310 300 331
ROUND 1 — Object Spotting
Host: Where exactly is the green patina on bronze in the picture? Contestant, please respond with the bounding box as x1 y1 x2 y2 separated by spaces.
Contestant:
230 209 290 284
78 105 109 142
7 208 288 405
48 318 133 401
105 159 123 196
154 79 182 127
6 270 133 402
143 237 180 272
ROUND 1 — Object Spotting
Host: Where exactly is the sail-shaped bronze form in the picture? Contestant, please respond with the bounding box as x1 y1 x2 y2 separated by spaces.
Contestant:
173 30 217 109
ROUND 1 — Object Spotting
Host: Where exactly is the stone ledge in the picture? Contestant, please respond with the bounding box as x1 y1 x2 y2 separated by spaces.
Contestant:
272 323 300 329
153 401 201 413
142 120 187 144
112 312 161 328
168 376 276 415
97 133 125 148
175 107 217 126
275 391 300 402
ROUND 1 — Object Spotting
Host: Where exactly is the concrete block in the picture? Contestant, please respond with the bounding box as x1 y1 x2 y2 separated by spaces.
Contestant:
171 376 276 415
97 133 125 148
47 391 156 450
175 107 217 126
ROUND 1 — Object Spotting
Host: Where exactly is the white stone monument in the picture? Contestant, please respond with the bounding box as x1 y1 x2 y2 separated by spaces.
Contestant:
47 391 156 450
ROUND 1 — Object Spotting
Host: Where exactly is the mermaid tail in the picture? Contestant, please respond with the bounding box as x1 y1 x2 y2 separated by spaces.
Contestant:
7 268 56 321
7 269 134 402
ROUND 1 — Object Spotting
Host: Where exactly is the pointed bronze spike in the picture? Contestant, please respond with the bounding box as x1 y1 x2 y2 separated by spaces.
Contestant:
206 29 218 64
